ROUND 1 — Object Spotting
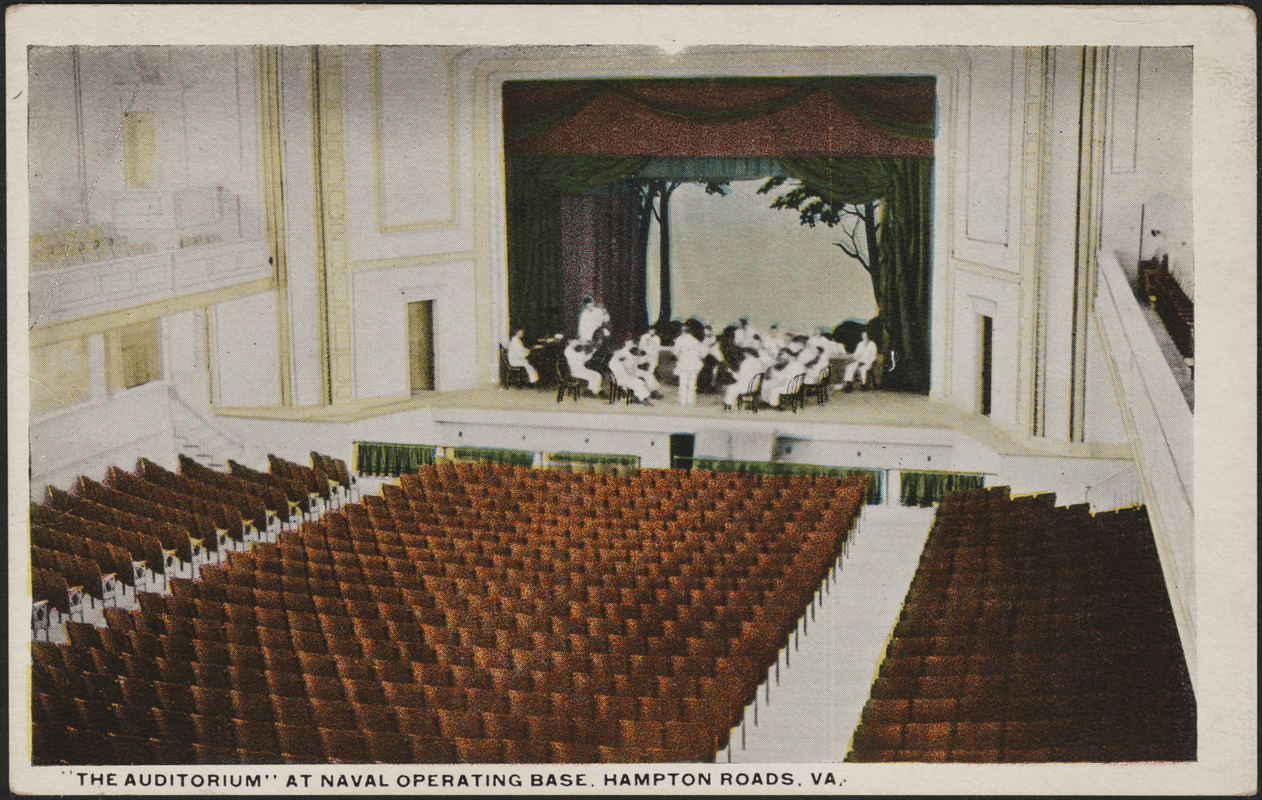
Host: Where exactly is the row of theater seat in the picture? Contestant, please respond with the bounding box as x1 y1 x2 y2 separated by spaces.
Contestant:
29 453 354 639
32 461 866 764
846 487 1195 763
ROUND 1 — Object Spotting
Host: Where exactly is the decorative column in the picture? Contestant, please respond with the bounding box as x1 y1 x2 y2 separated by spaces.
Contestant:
310 45 355 404
255 45 294 406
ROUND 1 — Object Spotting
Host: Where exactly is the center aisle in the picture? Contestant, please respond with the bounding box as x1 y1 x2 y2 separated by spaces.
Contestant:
720 504 937 763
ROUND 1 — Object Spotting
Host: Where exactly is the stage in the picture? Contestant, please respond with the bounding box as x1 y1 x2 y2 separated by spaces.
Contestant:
207 383 1135 511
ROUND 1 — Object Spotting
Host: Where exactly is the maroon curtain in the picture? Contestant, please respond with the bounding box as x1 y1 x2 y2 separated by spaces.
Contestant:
559 182 644 342
504 77 935 158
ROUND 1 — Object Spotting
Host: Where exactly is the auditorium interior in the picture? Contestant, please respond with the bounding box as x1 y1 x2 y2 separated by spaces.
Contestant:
18 40 1236 776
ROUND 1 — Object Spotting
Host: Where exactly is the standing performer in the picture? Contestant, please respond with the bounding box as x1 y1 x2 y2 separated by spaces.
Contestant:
671 325 706 407
577 296 611 342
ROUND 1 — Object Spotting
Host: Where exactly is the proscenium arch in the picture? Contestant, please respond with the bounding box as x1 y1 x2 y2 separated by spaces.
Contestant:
474 48 959 395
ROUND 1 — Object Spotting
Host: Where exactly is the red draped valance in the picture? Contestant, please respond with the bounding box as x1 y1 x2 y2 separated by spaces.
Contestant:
503 76 935 158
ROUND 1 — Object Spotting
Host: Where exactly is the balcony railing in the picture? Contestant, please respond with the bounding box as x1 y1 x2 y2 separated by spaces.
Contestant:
1094 249 1195 673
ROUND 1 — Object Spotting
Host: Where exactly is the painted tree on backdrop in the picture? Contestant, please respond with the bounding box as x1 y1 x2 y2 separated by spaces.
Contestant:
757 175 883 342
637 179 730 328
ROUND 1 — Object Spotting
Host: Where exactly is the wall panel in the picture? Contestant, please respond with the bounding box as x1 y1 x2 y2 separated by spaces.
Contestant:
211 291 280 407
952 48 1024 272
341 46 474 262
350 261 478 398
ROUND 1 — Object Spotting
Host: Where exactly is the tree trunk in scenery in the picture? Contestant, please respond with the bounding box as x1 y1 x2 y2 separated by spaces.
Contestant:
656 185 673 327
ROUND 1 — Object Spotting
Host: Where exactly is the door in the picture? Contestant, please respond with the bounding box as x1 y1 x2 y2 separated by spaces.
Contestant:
978 314 993 416
669 433 695 470
407 300 435 392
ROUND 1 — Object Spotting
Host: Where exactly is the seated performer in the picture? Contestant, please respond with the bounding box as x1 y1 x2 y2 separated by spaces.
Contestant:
723 347 765 409
636 331 665 398
506 329 539 384
760 350 809 407
843 329 878 389
564 335 604 394
610 339 652 404
802 340 831 386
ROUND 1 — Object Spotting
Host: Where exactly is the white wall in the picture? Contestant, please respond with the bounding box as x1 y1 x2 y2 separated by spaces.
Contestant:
211 291 280 407
27 48 85 231
278 45 323 406
1100 47 1194 293
995 454 1135 507
1036 47 1091 443
159 307 208 404
949 274 1021 427
27 46 264 240
29 381 176 502
951 47 1025 274
341 46 475 262
350 261 478 397
1083 317 1129 444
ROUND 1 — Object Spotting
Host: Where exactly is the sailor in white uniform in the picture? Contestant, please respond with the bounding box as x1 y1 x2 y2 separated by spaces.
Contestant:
577 296 611 343
564 337 603 394
844 330 878 388
636 331 665 397
671 328 706 407
723 348 766 409
610 339 653 403
506 329 539 384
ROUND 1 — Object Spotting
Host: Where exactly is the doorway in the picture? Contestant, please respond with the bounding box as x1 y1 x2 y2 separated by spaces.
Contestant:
669 433 695 470
978 314 993 416
406 300 435 392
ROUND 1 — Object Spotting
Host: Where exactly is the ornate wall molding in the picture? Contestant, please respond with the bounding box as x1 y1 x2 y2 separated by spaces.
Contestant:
310 45 355 404
1020 46 1053 438
256 45 294 405
1069 46 1107 442
370 47 459 233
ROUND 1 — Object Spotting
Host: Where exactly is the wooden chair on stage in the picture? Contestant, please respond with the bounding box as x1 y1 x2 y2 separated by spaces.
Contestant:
555 359 585 403
802 364 831 405
779 374 806 413
734 374 763 413
499 346 530 389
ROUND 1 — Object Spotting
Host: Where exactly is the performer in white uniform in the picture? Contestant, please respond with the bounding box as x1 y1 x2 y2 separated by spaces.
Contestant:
671 328 706 407
636 331 664 397
506 329 538 384
803 341 831 386
564 337 603 394
760 351 809 407
844 330 878 387
723 348 765 409
610 339 652 403
576 297 611 343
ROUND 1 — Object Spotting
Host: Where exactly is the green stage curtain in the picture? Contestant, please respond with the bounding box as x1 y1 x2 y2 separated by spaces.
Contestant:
778 156 933 394
899 470 985 507
451 446 535 467
506 154 650 341
688 457 883 505
355 441 435 477
547 451 640 468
